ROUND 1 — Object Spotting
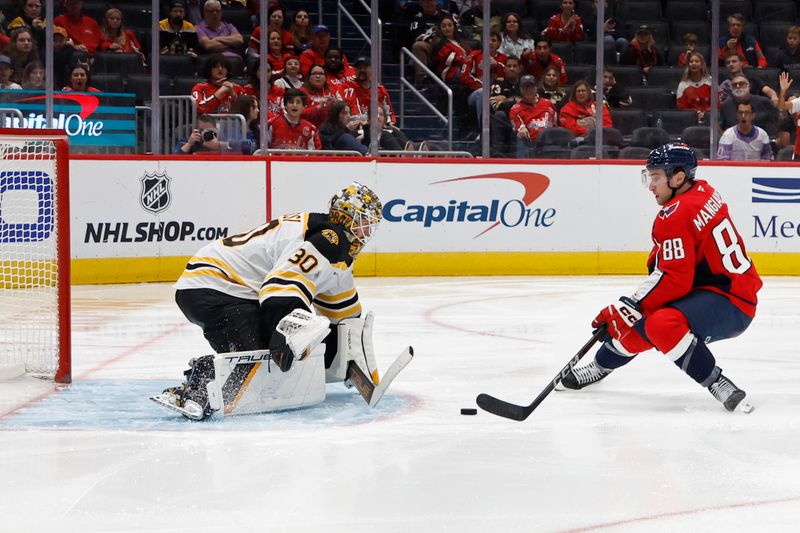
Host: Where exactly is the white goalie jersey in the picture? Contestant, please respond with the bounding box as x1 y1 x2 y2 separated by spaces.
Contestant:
174 212 361 322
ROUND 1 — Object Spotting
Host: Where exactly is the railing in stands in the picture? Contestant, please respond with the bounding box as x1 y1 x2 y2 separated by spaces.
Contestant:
399 47 453 150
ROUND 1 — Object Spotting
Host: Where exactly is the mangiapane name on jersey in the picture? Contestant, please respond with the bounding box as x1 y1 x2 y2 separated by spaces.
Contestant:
691 188 725 232
383 198 556 229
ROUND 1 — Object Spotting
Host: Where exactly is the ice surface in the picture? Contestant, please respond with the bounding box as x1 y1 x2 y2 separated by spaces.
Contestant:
1 277 799 532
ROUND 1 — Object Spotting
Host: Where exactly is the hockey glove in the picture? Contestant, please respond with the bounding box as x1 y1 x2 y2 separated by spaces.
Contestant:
592 296 649 354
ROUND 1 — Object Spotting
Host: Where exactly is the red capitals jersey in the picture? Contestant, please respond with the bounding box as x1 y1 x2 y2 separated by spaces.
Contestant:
633 180 762 318
508 99 557 141
337 80 396 123
267 114 321 150
522 53 568 85
191 81 244 114
242 83 286 119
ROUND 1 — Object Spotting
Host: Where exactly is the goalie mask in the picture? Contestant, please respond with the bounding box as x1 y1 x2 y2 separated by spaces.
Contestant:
328 182 382 255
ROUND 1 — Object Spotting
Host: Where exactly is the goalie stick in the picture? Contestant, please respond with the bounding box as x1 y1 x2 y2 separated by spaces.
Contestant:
346 346 414 407
476 327 606 421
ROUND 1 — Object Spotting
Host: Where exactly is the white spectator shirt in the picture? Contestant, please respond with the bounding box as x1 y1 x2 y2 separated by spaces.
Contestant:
716 125 772 161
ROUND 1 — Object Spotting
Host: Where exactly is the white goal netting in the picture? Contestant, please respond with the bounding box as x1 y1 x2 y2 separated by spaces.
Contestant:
0 136 69 381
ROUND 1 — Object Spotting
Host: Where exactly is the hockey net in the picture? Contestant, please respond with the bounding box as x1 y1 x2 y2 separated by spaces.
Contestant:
0 130 70 383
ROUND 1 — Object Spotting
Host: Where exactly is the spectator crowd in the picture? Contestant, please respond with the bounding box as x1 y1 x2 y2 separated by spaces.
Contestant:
0 0 799 160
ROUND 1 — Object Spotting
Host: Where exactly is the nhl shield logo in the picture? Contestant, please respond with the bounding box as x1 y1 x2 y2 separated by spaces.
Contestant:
140 171 172 214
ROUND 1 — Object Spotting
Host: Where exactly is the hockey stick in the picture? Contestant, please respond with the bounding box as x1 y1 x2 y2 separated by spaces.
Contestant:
346 346 414 407
476 326 606 421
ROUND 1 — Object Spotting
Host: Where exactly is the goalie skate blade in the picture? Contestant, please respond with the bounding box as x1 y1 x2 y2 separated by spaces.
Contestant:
367 347 414 408
738 401 755 414
150 393 206 420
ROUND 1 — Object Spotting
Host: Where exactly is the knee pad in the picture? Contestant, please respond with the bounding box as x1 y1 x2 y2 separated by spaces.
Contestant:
644 307 692 356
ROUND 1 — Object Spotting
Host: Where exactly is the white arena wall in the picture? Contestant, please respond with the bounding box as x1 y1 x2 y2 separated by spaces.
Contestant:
69 155 800 284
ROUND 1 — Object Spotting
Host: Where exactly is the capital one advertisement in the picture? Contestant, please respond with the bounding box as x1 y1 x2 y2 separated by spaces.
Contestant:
269 161 656 253
0 90 136 148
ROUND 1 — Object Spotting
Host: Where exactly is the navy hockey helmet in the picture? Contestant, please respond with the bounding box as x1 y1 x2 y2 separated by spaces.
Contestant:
328 182 382 251
645 143 698 181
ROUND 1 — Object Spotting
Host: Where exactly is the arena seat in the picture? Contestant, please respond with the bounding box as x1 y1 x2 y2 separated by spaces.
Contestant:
610 109 647 136
566 65 596 85
159 54 198 78
760 23 792 50
753 2 797 24
570 145 612 159
610 65 645 89
670 21 709 44
575 42 617 66
619 1 664 21
618 146 653 159
664 2 708 23
535 127 575 158
628 87 675 111
585 127 624 148
93 52 146 78
630 126 670 148
719 1 752 22
90 73 126 94
551 42 575 63
652 110 699 135
646 66 684 89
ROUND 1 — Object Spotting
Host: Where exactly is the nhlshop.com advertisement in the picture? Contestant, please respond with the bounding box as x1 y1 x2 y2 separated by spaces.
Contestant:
70 159 267 259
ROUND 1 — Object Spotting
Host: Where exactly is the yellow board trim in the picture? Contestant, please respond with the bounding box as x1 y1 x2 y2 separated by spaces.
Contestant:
69 252 800 285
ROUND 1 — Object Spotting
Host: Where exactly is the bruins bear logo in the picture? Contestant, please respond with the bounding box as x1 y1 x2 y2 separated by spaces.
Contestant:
321 229 339 245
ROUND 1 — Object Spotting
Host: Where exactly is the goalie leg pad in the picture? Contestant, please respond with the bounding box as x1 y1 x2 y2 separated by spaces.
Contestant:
208 346 326 417
327 311 379 386
269 309 330 372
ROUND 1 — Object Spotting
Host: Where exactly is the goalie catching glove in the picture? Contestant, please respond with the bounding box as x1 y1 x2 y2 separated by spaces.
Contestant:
592 296 650 355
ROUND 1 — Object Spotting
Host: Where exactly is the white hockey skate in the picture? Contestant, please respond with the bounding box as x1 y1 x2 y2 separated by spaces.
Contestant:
150 386 211 421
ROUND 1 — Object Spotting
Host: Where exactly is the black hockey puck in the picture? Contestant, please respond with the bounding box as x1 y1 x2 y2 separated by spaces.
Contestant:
460 408 478 415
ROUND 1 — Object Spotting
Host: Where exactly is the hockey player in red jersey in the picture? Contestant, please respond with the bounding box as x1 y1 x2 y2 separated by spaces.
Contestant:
562 143 761 412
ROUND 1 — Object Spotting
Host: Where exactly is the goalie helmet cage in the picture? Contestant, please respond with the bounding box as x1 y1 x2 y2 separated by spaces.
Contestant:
0 129 71 383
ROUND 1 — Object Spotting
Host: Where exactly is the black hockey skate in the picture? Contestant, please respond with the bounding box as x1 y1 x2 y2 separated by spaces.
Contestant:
708 373 748 412
561 360 611 390
150 355 216 420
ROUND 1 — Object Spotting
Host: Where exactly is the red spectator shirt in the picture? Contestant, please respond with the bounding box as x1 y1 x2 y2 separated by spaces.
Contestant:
54 13 102 55
243 83 286 119
299 48 325 78
432 39 482 92
99 30 144 54
633 180 761 318
676 78 712 112
249 26 294 55
300 85 336 126
326 65 356 90
509 99 558 141
268 114 321 150
559 100 613 136
473 50 509 80
62 86 101 93
523 53 568 85
337 80 396 123
266 52 293 80
542 13 584 43
191 80 245 114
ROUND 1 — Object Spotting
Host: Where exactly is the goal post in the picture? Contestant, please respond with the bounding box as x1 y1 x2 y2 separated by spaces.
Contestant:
0 129 71 383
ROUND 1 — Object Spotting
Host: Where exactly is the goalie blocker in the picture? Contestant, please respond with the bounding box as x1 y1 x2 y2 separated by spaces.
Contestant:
151 309 414 419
